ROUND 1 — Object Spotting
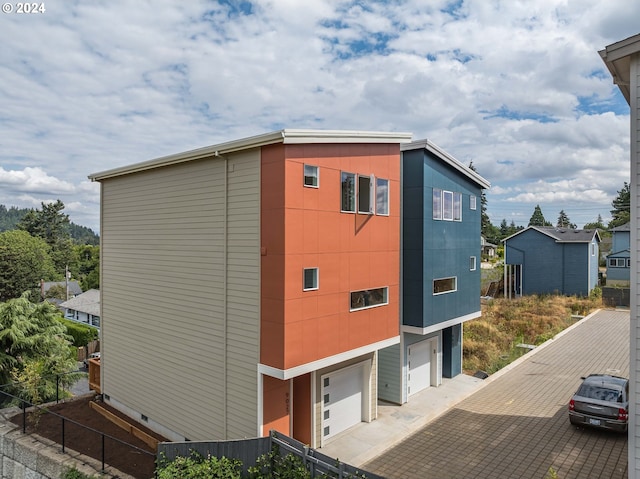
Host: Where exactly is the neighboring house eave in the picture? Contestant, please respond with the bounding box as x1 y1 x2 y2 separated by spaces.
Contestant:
89 129 413 181
401 138 491 189
599 33 640 105
607 249 631 258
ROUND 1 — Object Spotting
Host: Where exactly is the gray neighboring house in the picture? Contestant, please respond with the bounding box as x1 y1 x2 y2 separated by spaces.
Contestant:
503 226 600 297
60 289 100 329
606 222 630 286
600 32 640 478
41 280 83 302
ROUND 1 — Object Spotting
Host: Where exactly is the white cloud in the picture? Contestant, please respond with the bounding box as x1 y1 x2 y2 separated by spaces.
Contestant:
0 0 636 232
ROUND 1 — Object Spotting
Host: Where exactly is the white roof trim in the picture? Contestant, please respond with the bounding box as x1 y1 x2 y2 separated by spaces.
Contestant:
89 129 413 181
258 335 400 380
402 138 491 189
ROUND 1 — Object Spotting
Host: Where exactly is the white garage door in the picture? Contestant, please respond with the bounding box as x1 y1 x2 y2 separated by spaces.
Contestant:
408 339 434 397
321 364 364 441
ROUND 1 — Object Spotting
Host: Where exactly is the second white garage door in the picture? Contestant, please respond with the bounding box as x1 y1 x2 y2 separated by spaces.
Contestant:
321 364 365 441
408 339 436 397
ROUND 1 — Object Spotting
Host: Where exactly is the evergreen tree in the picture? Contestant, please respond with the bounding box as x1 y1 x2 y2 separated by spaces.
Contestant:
0 230 56 301
528 205 552 227
584 214 605 230
17 200 73 273
556 210 576 229
609 182 630 228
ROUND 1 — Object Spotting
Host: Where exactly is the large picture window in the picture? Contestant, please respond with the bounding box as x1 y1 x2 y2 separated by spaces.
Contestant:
341 172 356 212
433 277 457 295
350 287 388 311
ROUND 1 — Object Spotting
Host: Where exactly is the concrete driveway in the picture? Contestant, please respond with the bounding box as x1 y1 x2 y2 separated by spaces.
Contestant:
364 309 629 479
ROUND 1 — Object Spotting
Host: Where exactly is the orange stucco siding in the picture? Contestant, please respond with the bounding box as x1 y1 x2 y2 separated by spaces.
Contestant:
260 143 400 370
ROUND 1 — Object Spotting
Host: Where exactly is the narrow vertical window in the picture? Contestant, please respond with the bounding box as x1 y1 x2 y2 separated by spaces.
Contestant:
303 268 318 291
376 178 389 215
304 165 319 187
454 192 462 221
470 195 477 210
341 172 356 212
433 188 442 220
470 256 477 271
358 174 373 214
443 191 454 220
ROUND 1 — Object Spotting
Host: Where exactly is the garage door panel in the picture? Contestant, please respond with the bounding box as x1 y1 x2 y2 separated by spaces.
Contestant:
322 365 364 440
408 340 432 397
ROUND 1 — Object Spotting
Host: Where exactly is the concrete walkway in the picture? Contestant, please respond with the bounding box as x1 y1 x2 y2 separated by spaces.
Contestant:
320 309 629 477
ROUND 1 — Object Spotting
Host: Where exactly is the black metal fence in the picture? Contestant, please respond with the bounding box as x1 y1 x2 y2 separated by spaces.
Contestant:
602 286 630 307
0 371 156 476
158 430 386 479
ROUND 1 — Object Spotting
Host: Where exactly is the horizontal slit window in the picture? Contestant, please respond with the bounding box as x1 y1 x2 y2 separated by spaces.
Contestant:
350 287 388 311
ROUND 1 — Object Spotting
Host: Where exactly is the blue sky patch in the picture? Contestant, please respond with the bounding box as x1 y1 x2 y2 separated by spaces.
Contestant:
482 106 558 123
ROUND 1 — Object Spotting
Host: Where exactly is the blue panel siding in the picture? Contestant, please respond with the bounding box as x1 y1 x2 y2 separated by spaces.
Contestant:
442 324 461 378
505 229 597 296
402 149 482 329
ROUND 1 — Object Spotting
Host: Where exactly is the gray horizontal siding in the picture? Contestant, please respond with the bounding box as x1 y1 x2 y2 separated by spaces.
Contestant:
101 149 260 441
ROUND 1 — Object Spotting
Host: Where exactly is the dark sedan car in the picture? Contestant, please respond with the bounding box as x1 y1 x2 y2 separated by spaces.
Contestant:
569 374 628 433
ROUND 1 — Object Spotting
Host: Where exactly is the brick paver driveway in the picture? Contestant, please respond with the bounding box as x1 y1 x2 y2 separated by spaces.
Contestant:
365 309 629 479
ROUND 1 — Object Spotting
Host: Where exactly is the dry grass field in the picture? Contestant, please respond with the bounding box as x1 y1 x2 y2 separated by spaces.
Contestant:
463 293 602 375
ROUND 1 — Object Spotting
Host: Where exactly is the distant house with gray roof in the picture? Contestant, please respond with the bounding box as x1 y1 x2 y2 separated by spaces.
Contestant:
606 222 630 286
503 226 601 297
60 289 100 329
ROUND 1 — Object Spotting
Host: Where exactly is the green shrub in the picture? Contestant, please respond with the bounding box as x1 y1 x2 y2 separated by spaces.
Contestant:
57 318 99 347
156 451 242 479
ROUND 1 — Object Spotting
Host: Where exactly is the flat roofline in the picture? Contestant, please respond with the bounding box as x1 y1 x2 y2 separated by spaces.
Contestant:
402 138 491 189
89 129 413 181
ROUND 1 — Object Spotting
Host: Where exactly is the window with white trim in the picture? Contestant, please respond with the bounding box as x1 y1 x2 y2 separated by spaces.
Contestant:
304 165 319 187
470 256 477 271
433 188 442 220
433 277 457 294
453 192 462 221
350 287 388 311
303 268 318 291
433 189 463 222
627 258 631 267
357 174 374 214
341 172 356 212
470 195 477 210
609 258 627 268
376 178 389 215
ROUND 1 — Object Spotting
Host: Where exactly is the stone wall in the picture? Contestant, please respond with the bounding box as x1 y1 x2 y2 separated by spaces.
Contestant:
0 406 133 479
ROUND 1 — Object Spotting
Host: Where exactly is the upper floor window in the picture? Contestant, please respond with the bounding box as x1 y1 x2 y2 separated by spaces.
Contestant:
304 165 319 188
470 195 477 210
303 267 319 291
341 172 356 212
470 256 477 271
357 175 373 214
433 189 462 222
341 172 388 216
376 178 389 215
591 243 596 256
350 287 388 311
433 277 456 295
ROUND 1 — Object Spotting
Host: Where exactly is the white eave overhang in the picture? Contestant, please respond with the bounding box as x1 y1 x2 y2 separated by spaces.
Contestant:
88 129 413 181
599 33 640 106
402 138 491 189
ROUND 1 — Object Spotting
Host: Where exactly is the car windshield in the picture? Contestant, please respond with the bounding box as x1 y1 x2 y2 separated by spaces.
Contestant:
577 384 623 402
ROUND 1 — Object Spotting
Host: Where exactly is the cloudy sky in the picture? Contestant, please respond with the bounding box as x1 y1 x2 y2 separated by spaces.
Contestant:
0 0 636 233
